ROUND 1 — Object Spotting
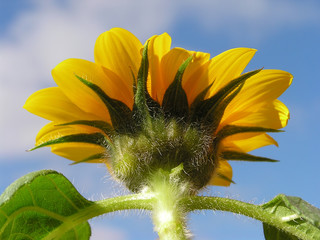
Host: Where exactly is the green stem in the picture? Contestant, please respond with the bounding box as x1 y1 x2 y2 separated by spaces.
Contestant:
43 194 154 240
182 196 310 240
149 169 191 240
43 192 310 240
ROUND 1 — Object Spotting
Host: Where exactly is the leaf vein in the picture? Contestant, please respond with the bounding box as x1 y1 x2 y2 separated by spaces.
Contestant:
0 206 66 236
45 176 80 211
26 185 37 207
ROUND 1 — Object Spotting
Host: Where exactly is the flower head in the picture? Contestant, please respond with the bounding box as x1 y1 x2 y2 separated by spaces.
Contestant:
24 28 292 192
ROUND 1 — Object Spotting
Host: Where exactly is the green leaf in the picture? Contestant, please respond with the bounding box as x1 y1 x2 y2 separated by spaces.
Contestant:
0 170 92 240
162 55 193 120
182 195 320 240
262 194 320 240
0 171 155 239
263 224 300 240
76 75 133 133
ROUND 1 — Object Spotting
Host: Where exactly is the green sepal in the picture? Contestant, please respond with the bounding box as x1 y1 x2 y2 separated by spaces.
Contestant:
189 81 214 113
70 152 107 165
29 133 109 151
57 120 114 136
220 151 278 162
133 42 161 124
134 42 150 119
76 75 132 133
209 81 245 132
217 173 236 184
191 69 261 127
262 194 320 240
162 55 193 120
131 68 137 95
217 125 283 140
0 170 92 239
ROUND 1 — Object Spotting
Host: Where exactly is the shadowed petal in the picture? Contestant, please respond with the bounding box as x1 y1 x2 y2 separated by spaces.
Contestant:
209 160 233 186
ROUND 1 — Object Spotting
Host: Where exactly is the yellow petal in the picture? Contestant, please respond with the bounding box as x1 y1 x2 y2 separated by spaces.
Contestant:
221 99 290 130
182 51 211 104
24 87 99 123
207 48 257 97
36 122 104 145
146 33 172 101
223 70 293 121
209 160 233 186
35 123 106 163
220 132 278 153
159 47 192 103
160 48 211 104
52 58 113 122
94 28 142 96
100 66 135 108
51 143 106 163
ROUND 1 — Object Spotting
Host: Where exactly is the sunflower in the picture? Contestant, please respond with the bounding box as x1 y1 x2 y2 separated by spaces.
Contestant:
24 28 292 192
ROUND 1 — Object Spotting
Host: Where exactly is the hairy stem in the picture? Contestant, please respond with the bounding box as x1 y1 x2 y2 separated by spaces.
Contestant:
149 169 191 240
43 194 154 240
43 190 310 239
182 196 311 240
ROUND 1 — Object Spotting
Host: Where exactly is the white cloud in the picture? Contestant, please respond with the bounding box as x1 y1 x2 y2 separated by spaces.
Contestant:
0 0 174 158
0 0 319 158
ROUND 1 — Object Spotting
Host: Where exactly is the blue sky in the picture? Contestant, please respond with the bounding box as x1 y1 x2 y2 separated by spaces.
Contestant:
0 0 319 239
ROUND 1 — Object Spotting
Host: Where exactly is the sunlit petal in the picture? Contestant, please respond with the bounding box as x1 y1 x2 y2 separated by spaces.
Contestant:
52 58 111 121
94 28 142 95
159 47 192 103
221 100 289 130
207 48 257 97
223 70 293 123
24 87 99 122
35 122 105 145
51 143 106 163
147 33 172 101
182 51 211 104
220 132 278 153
